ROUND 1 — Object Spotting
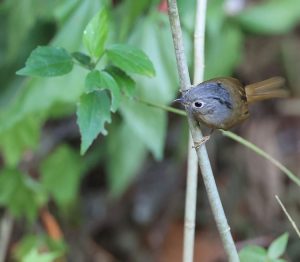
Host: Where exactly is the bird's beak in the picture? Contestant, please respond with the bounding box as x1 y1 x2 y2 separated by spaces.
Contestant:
174 98 184 104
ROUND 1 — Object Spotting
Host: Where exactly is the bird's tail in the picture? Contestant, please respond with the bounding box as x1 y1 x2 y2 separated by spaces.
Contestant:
245 77 289 104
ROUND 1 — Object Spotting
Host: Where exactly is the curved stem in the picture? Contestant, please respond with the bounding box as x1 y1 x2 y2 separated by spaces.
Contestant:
275 195 300 238
133 96 186 116
221 130 300 187
133 98 299 188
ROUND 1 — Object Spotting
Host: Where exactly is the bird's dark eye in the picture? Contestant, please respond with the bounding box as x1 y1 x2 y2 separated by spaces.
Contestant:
194 101 203 108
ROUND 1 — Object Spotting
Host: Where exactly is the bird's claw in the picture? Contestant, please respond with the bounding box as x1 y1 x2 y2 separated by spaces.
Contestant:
193 135 211 149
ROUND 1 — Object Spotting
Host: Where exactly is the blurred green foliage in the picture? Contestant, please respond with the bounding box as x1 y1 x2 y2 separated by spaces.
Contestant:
1 0 300 260
239 233 289 262
14 234 65 262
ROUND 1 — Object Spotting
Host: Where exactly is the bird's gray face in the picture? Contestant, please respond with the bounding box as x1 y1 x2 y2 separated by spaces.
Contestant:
176 82 234 126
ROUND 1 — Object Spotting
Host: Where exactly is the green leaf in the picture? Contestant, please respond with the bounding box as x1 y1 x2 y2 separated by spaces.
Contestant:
0 169 46 221
5 0 58 62
40 145 82 207
14 234 66 261
206 0 226 38
239 245 267 262
205 23 243 79
0 1 102 134
121 98 166 160
116 0 152 41
119 14 178 159
236 0 300 34
16 46 73 77
83 7 108 58
77 91 111 154
0 65 86 136
85 70 121 112
106 44 155 77
23 248 60 262
105 66 136 97
71 52 92 67
0 116 41 167
177 0 196 34
267 233 289 259
107 123 147 196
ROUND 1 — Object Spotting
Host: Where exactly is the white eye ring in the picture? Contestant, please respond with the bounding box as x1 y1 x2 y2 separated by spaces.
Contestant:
193 101 204 108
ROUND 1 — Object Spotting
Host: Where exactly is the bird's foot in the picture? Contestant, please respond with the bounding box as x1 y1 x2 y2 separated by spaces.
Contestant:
193 135 211 149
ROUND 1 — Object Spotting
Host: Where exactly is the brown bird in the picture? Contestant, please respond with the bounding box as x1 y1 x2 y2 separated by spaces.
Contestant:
176 77 289 147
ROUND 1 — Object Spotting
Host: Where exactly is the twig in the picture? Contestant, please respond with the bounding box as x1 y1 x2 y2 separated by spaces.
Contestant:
133 96 186 116
0 211 14 262
275 195 300 238
132 99 299 187
182 0 207 261
167 1 239 261
221 130 300 187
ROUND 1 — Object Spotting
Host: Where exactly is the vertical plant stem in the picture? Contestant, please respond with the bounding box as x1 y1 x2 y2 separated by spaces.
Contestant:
183 136 198 262
0 212 13 262
193 0 206 83
183 0 207 261
167 0 239 261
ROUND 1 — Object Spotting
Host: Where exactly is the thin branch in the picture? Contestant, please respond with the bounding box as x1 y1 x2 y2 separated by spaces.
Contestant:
167 0 191 90
221 130 300 187
167 1 239 261
183 135 198 262
275 195 300 238
133 96 186 116
183 0 207 261
132 99 299 187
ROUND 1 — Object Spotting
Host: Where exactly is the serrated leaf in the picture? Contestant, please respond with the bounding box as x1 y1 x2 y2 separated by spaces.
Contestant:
40 145 82 207
77 91 111 154
267 233 289 259
236 0 300 34
239 245 267 262
17 46 73 77
85 70 121 112
105 66 136 97
106 44 155 77
83 7 108 58
0 1 101 134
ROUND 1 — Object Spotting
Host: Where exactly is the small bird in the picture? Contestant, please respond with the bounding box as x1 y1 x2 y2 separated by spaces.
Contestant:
175 77 288 147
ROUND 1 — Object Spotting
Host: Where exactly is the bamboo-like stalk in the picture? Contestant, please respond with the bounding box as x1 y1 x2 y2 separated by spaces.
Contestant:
183 0 207 261
183 136 198 262
167 0 239 261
